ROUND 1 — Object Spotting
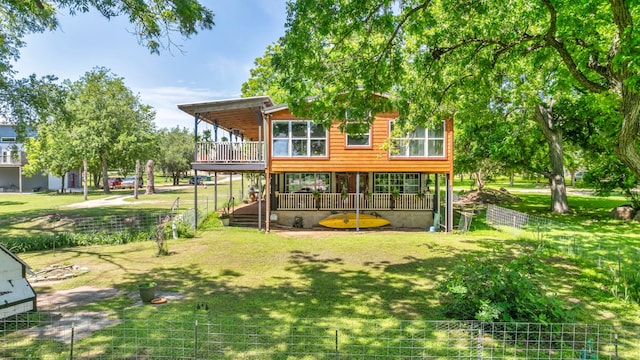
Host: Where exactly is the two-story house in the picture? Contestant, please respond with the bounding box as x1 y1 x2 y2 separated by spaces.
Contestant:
0 124 78 192
178 96 454 232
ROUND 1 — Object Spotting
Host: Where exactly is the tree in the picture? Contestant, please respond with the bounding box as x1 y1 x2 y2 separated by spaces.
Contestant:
0 0 214 131
23 117 79 193
241 44 288 104
275 0 640 203
66 68 156 194
156 127 194 186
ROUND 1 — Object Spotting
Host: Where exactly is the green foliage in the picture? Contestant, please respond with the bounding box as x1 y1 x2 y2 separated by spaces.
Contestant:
276 0 640 183
606 262 640 304
162 218 195 239
438 252 570 323
0 0 214 130
1 230 152 253
156 127 194 185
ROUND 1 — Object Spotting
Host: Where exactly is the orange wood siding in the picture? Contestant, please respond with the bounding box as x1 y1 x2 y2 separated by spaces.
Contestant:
267 109 453 174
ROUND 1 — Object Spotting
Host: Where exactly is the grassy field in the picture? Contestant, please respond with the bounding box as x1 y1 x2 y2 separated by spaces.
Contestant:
7 179 639 326
3 179 640 358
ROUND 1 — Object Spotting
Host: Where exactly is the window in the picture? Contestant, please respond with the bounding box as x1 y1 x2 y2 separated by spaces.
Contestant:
1 137 16 143
272 121 327 157
285 173 330 193
374 173 420 194
390 121 445 157
345 121 371 147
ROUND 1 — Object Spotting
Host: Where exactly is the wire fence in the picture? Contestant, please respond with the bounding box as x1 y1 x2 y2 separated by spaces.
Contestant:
73 213 170 233
485 204 640 304
2 310 638 359
485 204 639 264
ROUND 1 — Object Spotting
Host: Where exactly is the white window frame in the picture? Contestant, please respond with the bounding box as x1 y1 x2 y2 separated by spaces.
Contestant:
373 173 421 194
344 121 371 147
272 120 327 158
284 173 331 193
389 121 446 158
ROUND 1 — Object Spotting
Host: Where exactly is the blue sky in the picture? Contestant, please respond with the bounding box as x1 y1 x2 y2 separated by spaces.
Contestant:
14 0 287 130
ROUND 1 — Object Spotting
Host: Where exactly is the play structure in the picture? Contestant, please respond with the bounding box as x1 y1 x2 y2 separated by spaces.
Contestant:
0 244 37 319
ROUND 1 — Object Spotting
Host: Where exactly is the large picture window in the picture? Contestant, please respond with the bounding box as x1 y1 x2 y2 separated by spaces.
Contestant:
390 121 445 157
272 121 327 157
285 173 330 193
374 173 420 194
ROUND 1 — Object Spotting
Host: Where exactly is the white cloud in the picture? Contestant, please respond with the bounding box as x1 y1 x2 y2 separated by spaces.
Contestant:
135 86 240 130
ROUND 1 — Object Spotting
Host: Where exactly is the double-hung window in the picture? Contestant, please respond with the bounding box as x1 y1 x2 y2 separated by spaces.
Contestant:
272 120 327 157
345 121 371 147
390 121 445 157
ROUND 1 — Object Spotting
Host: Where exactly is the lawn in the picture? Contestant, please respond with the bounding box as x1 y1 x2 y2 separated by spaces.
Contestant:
14 183 640 324
4 182 640 358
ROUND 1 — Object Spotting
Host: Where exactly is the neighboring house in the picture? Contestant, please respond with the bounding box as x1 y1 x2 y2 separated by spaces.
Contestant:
178 96 454 232
0 124 79 192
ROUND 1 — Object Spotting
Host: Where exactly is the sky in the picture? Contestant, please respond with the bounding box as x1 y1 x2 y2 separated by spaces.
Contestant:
13 0 288 131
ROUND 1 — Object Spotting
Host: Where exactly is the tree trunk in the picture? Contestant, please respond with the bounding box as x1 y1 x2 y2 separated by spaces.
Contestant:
60 171 66 194
473 170 485 191
101 155 110 194
145 160 156 195
83 158 88 201
615 90 640 180
534 102 571 214
134 159 140 199
509 171 514 187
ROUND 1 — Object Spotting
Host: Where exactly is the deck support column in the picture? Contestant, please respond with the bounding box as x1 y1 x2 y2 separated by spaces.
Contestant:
193 113 199 230
355 172 360 232
265 171 270 232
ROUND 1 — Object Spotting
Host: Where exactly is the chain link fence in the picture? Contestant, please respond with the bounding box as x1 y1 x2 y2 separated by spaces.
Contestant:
2 310 638 359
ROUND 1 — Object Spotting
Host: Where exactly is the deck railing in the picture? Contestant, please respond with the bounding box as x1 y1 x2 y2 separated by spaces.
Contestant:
196 141 263 163
277 193 433 211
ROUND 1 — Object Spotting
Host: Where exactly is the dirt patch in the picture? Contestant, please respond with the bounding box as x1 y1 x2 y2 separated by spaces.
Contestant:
35 286 123 311
456 188 522 205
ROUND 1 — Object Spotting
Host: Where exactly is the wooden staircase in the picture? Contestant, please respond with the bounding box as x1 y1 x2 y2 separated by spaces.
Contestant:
229 213 266 228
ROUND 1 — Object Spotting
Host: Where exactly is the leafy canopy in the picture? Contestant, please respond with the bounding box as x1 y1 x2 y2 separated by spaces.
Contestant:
276 0 640 178
0 0 214 131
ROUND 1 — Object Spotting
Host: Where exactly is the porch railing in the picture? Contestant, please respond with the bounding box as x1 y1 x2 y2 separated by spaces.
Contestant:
277 193 433 211
196 141 263 163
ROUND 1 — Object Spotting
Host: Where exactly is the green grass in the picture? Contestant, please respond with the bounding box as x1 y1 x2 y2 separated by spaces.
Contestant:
4 180 640 357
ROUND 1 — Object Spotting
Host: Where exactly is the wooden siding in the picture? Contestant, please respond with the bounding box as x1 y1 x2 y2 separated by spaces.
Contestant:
267 109 454 174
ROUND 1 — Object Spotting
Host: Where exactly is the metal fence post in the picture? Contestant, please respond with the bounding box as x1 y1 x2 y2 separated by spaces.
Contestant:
69 322 75 360
194 319 198 359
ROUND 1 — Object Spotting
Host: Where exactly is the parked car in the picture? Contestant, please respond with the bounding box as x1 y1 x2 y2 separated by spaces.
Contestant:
121 176 143 189
99 177 123 189
189 176 204 185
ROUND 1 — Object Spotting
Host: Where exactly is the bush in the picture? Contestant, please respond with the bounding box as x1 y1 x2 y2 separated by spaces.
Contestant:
1 230 152 253
437 252 570 323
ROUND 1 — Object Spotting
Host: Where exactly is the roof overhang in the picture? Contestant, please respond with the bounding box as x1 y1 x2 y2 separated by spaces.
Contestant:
177 96 274 141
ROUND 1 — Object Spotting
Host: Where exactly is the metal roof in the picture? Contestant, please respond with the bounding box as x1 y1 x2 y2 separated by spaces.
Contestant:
177 96 274 141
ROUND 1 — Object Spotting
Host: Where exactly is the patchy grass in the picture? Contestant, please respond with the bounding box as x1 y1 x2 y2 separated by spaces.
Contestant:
8 184 640 327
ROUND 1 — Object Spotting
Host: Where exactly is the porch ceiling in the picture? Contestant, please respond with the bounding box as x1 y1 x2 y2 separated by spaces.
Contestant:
177 96 274 141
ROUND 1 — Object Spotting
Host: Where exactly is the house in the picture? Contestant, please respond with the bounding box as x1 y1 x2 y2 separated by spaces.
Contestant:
178 96 454 232
0 244 37 319
0 124 79 192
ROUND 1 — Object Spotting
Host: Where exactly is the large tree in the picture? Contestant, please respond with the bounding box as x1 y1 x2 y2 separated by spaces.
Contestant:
67 67 157 194
156 127 194 186
1 0 214 133
275 0 640 207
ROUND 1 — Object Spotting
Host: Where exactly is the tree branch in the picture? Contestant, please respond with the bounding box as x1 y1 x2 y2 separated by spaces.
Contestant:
540 0 608 93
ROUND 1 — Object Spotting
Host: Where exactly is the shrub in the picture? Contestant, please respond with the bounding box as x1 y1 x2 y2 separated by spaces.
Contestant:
437 252 570 323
